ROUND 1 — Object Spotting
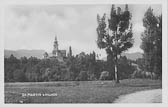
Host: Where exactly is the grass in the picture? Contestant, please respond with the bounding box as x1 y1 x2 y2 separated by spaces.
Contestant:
4 79 162 103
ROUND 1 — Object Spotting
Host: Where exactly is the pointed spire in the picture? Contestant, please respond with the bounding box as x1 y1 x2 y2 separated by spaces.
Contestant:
54 35 58 45
53 35 59 56
55 35 57 41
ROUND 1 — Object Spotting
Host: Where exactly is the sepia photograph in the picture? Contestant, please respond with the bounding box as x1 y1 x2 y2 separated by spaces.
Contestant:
2 0 166 104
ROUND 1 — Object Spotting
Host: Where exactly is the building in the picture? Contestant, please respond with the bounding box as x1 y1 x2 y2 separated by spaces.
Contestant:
43 36 72 61
52 36 66 58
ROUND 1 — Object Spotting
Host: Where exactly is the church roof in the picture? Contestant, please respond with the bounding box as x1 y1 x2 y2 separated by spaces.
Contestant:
58 50 66 53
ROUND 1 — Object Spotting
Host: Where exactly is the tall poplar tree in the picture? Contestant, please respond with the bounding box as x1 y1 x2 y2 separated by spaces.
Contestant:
141 7 162 79
96 4 134 83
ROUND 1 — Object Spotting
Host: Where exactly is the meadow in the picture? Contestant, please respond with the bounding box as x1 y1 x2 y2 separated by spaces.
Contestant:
5 79 162 103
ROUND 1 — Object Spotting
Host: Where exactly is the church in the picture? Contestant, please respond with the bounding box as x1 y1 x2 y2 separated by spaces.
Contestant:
43 36 72 61
52 36 66 58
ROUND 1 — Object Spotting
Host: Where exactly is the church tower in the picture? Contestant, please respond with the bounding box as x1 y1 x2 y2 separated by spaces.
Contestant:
52 36 59 56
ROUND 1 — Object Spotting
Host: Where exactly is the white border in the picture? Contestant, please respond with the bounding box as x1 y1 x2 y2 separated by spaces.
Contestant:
162 0 168 105
1 0 166 5
0 0 167 107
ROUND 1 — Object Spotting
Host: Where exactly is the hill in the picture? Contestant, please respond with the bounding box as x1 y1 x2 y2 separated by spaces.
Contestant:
122 52 143 60
101 52 143 61
4 49 45 59
4 49 143 60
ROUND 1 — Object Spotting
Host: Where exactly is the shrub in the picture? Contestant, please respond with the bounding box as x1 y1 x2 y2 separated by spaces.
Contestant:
13 69 27 82
99 71 109 80
76 71 88 81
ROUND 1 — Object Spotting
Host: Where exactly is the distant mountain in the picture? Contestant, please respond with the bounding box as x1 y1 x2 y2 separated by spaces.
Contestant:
122 52 143 60
101 52 143 61
5 49 143 60
4 49 46 59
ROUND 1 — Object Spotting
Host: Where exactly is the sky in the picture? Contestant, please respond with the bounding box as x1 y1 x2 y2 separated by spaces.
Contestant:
4 4 161 58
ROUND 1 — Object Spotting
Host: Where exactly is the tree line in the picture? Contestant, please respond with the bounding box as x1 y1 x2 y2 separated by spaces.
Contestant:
4 52 135 82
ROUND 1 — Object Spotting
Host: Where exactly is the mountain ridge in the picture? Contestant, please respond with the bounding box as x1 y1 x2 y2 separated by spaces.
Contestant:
101 52 143 61
4 49 143 60
4 49 45 59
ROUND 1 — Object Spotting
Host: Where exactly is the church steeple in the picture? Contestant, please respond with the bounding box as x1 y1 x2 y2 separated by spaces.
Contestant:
52 35 59 56
55 36 57 41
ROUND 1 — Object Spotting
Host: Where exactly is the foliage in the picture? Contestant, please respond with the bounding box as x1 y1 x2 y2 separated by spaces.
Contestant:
13 69 27 82
141 7 162 79
5 55 20 82
99 71 109 80
67 46 72 57
118 56 135 79
4 51 99 82
5 51 135 82
76 71 88 81
96 4 134 83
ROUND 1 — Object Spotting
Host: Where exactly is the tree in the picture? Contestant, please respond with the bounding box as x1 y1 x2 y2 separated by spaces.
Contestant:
4 55 20 82
43 52 49 59
141 7 162 79
76 71 88 81
68 46 72 57
88 51 96 80
96 4 133 83
13 69 27 82
118 56 134 79
20 56 28 64
136 58 145 71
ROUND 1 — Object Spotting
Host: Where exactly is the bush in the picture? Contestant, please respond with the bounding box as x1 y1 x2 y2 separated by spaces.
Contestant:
88 74 97 81
13 69 27 82
99 71 109 80
76 71 88 81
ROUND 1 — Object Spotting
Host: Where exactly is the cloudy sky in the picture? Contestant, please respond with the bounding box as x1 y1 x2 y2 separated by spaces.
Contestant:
4 4 161 58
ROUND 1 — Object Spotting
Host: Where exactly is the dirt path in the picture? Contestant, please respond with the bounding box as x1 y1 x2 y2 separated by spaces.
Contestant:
114 89 162 103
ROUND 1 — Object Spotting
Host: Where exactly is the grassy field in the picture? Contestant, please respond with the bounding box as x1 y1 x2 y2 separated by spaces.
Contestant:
5 79 162 103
